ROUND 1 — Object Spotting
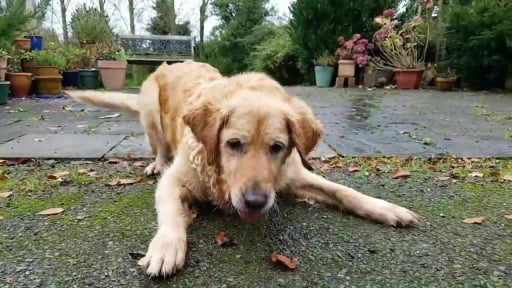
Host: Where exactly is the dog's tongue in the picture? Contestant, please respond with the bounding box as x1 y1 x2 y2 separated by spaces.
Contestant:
239 211 261 223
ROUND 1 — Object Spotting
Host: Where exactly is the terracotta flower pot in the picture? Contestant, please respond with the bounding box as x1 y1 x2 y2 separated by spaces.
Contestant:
22 59 36 74
80 42 98 58
97 60 127 90
338 59 356 77
394 68 425 90
0 57 7 81
6 72 32 98
35 75 63 95
35 66 60 76
436 77 457 91
14 38 31 51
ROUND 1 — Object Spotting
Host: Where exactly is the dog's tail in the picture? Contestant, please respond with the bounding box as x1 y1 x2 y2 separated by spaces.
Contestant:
65 90 139 116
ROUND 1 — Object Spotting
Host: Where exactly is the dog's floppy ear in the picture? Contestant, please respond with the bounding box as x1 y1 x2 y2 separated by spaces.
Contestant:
183 103 229 167
287 97 324 170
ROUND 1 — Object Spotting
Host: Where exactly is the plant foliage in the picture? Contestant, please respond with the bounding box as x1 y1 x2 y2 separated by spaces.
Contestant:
70 4 114 44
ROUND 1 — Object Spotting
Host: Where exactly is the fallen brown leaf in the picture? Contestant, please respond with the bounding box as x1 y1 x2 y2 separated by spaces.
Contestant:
34 138 45 142
502 173 512 181
132 161 147 168
271 253 297 270
489 170 500 177
37 207 65 216
78 168 93 174
62 105 73 111
0 173 9 181
147 180 156 185
215 231 238 247
462 216 485 224
125 154 133 161
0 192 13 198
79 168 100 179
16 158 30 165
108 177 143 186
348 166 360 173
391 169 411 179
47 171 70 180
469 172 484 178
504 215 512 220
0 159 15 166
107 158 121 164
437 176 451 181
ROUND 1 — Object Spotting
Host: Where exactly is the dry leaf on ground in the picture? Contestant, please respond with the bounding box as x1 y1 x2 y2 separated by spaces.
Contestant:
391 169 411 179
469 172 484 177
0 159 15 166
489 170 500 177
147 180 156 185
348 166 360 173
107 158 121 164
215 231 238 247
16 158 30 165
0 192 13 198
437 176 451 181
47 171 70 180
0 173 9 181
78 168 100 179
76 124 88 128
98 113 121 119
271 253 297 270
502 173 512 181
108 177 143 186
462 216 485 224
125 154 133 161
504 215 512 220
132 161 146 168
0 215 4 220
34 138 45 142
37 207 65 216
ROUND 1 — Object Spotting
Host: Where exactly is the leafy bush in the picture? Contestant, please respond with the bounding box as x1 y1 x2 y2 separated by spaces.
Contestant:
31 43 66 69
289 0 399 82
444 0 512 90
250 25 302 85
70 4 114 44
0 0 50 50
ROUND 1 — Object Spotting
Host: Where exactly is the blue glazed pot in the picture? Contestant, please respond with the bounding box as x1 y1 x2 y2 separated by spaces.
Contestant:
25 35 43 51
62 70 80 88
314 66 334 87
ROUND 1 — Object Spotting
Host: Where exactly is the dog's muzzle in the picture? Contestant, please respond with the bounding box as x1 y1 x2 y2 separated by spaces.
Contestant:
238 189 269 223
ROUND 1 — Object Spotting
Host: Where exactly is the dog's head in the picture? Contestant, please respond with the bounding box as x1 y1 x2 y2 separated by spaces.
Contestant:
183 74 323 223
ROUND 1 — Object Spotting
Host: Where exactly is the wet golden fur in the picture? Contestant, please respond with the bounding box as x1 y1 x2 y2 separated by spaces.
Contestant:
67 61 420 277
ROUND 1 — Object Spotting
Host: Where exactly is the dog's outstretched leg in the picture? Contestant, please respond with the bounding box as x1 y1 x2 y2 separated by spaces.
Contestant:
281 152 420 228
138 156 192 276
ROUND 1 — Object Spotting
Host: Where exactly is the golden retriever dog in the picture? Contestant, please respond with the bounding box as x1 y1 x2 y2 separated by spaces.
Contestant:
120 61 421 277
65 60 222 176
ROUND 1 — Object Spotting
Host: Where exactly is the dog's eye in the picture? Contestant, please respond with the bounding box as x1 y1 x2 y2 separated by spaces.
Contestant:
226 138 244 152
269 142 285 155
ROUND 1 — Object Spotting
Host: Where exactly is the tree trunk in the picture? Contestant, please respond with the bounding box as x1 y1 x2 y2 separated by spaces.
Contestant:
59 0 69 42
98 0 106 15
168 0 177 34
128 0 135 34
199 0 210 57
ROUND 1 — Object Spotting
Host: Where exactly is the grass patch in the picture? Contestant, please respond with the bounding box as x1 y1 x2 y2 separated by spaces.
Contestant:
1 192 82 218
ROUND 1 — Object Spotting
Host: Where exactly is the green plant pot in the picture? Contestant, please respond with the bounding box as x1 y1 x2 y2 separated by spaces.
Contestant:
0 81 10 105
79 69 99 89
314 66 334 87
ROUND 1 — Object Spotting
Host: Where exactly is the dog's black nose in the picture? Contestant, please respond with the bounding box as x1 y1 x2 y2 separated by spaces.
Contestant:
243 190 268 210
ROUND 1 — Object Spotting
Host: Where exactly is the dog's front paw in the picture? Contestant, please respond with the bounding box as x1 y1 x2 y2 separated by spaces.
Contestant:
138 230 187 277
144 161 168 176
364 197 420 228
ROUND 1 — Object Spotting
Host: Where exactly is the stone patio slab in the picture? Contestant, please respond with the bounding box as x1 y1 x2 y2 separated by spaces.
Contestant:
0 134 125 159
105 135 151 158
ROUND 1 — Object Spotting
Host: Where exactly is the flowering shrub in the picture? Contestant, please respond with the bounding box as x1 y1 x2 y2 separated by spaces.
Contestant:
335 33 374 67
371 1 434 70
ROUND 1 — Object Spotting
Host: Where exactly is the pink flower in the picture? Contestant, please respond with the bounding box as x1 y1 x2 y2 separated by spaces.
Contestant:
354 44 366 53
357 38 369 46
383 8 396 18
352 33 361 41
344 39 354 49
367 43 375 50
338 36 345 45
356 56 368 66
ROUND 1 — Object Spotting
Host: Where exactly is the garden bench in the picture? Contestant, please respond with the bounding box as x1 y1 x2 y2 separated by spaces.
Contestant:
117 34 195 65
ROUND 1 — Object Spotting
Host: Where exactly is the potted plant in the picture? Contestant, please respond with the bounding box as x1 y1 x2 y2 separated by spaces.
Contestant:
0 80 9 105
24 35 44 51
0 48 10 81
96 41 128 90
5 54 32 98
14 37 31 51
70 5 114 58
60 45 84 88
436 68 457 91
371 5 433 89
31 43 66 76
335 33 374 77
78 54 100 90
313 51 336 87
